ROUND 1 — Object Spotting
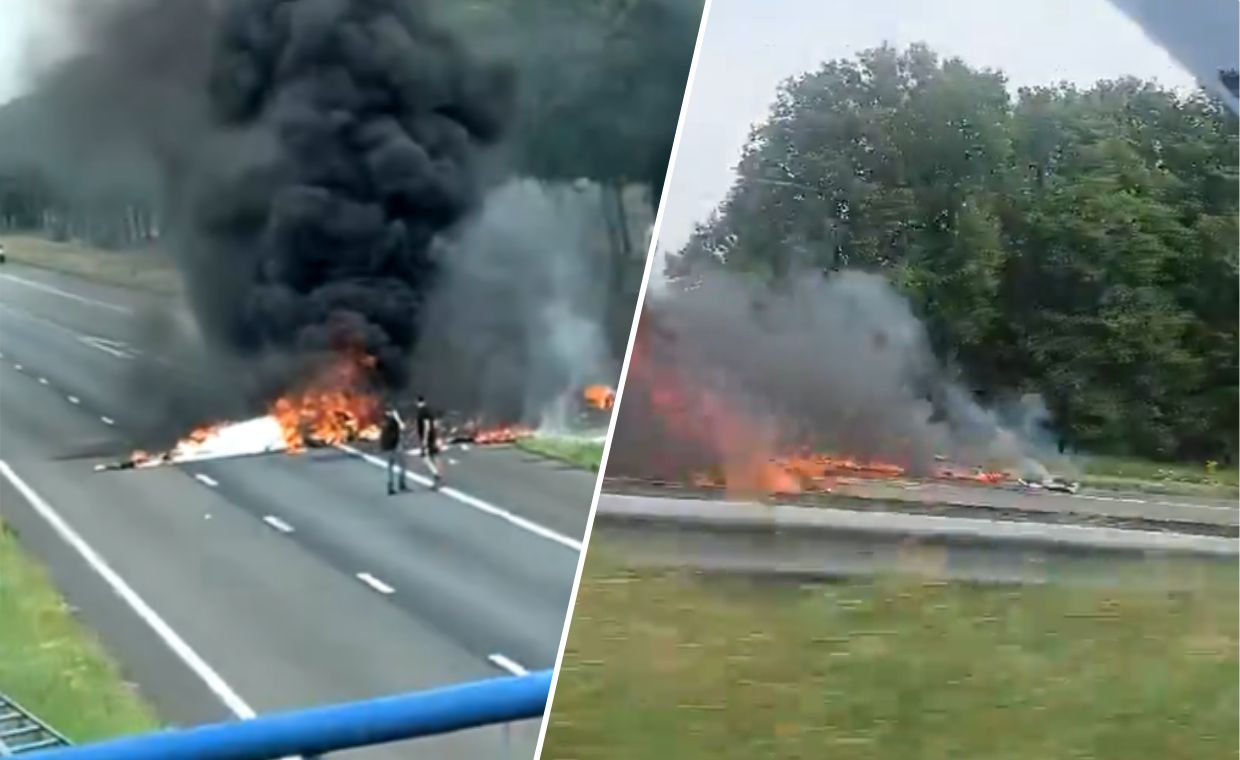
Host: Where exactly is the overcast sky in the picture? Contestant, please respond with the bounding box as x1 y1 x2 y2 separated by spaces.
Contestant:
654 0 1208 273
0 0 54 104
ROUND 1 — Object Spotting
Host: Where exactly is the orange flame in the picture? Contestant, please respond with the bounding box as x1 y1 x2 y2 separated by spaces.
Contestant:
627 317 1010 496
268 351 381 452
128 350 382 465
583 384 616 411
473 425 534 445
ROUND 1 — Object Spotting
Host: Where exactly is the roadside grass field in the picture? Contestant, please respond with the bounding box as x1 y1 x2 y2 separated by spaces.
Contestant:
542 550 1239 760
0 521 160 743
0 235 181 295
1077 455 1238 496
518 436 605 471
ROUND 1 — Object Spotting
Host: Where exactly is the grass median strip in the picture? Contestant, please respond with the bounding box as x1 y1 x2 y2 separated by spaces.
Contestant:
0 235 180 296
0 520 160 743
517 436 605 471
542 549 1239 760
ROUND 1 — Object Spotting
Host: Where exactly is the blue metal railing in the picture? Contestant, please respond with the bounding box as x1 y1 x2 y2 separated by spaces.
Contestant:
26 670 551 760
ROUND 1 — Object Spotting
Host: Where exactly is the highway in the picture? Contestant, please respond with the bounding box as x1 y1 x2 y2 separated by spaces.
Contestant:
593 491 1237 587
604 472 1238 535
0 264 594 758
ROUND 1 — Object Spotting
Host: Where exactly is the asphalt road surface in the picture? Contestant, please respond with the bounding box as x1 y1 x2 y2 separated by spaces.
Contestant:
0 265 595 758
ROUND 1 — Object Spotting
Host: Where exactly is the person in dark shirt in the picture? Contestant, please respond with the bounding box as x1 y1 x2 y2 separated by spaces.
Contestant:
415 396 443 489
380 403 409 495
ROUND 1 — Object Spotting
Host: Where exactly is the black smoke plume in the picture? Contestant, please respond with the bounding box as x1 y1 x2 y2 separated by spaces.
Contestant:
20 0 514 432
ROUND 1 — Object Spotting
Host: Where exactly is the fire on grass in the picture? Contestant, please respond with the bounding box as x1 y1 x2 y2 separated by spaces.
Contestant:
622 323 1011 498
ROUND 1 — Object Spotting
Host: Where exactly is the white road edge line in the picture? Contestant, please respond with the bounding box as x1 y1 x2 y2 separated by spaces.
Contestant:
337 444 583 552
0 272 133 314
101 416 115 426
0 459 256 719
67 395 80 405
194 473 219 488
262 515 295 534
356 572 395 595
487 653 529 677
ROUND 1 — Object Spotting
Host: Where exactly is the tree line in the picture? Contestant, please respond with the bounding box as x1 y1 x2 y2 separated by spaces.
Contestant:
671 44 1238 463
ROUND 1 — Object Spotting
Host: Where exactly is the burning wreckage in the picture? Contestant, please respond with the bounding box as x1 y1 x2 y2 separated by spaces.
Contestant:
609 272 1081 499
59 0 620 477
95 374 616 472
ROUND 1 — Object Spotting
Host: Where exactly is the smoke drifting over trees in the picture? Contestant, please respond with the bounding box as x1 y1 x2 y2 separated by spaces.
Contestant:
668 45 1237 463
611 270 1059 484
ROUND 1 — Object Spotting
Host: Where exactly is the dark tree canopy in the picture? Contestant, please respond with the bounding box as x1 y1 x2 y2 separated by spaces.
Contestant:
448 0 702 208
675 45 1238 461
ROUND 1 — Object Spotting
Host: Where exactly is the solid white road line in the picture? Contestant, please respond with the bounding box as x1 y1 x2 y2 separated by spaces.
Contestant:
101 416 115 426
356 572 395 595
487 653 529 677
194 473 219 488
0 460 256 719
67 395 80 405
262 515 295 534
0 272 133 314
337 444 583 552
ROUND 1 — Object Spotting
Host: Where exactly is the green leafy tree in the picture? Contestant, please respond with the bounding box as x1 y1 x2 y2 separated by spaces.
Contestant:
677 46 1238 462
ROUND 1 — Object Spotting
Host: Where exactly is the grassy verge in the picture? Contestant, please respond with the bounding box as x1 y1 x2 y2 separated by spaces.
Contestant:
542 550 1238 760
0 235 180 295
517 436 605 471
0 521 160 743
1076 455 1237 497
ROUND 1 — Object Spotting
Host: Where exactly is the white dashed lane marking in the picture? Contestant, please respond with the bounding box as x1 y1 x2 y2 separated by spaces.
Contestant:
487 653 529 676
67 395 80 405
194 473 219 488
262 515 295 534
101 416 115 426
356 572 395 595
38 377 48 385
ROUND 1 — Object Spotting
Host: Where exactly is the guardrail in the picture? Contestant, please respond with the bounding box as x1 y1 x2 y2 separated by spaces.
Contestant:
597 493 1238 587
0 693 71 755
24 670 551 760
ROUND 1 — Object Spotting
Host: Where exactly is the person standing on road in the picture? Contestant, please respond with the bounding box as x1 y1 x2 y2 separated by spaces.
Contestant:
380 403 409 495
415 396 444 489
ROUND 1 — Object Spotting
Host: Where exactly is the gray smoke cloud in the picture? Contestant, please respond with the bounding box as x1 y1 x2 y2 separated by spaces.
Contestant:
612 269 1059 482
412 178 620 427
